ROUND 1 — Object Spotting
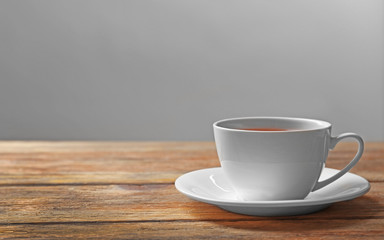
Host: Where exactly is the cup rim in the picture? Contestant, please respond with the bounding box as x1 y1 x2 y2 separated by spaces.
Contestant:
213 116 331 133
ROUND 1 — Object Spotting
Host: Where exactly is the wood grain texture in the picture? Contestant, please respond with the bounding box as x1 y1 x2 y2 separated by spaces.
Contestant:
0 142 219 185
0 141 382 239
0 183 383 224
0 142 382 184
0 219 383 240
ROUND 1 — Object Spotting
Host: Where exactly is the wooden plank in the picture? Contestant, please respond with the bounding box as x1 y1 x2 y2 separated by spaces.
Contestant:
0 142 382 184
0 142 382 239
0 142 219 185
0 182 382 224
326 141 384 181
0 141 216 153
0 172 180 185
0 142 219 173
0 141 380 153
0 219 383 239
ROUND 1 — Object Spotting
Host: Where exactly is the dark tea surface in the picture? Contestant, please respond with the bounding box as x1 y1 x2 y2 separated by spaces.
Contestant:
240 128 289 131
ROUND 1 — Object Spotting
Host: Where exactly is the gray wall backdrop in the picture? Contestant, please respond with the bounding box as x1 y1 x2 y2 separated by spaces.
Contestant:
0 0 383 141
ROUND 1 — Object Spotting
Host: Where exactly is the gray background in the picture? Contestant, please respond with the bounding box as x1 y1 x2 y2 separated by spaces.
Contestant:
0 0 383 141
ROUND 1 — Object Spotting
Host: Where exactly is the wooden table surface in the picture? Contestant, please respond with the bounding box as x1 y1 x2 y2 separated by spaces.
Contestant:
0 141 383 239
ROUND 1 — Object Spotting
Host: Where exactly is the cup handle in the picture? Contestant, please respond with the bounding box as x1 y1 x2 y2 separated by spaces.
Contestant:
312 133 364 191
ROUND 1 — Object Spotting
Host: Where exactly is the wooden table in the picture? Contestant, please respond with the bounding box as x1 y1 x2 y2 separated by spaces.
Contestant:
0 142 383 239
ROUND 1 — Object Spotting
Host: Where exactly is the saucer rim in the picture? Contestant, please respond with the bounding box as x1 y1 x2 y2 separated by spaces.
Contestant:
175 167 370 208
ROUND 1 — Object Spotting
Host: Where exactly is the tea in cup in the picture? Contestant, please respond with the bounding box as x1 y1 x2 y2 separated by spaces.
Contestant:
213 117 364 201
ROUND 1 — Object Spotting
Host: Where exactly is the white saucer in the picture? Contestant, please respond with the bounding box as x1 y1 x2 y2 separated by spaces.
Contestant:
175 167 370 216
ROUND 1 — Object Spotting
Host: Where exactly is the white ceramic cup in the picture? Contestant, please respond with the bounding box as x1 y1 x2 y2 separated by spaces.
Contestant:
213 117 364 201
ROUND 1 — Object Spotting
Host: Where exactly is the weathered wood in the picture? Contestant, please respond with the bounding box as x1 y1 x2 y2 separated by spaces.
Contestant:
0 183 382 224
0 142 381 184
0 172 179 185
0 141 382 239
0 142 219 185
327 142 384 181
0 141 216 153
0 219 383 240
